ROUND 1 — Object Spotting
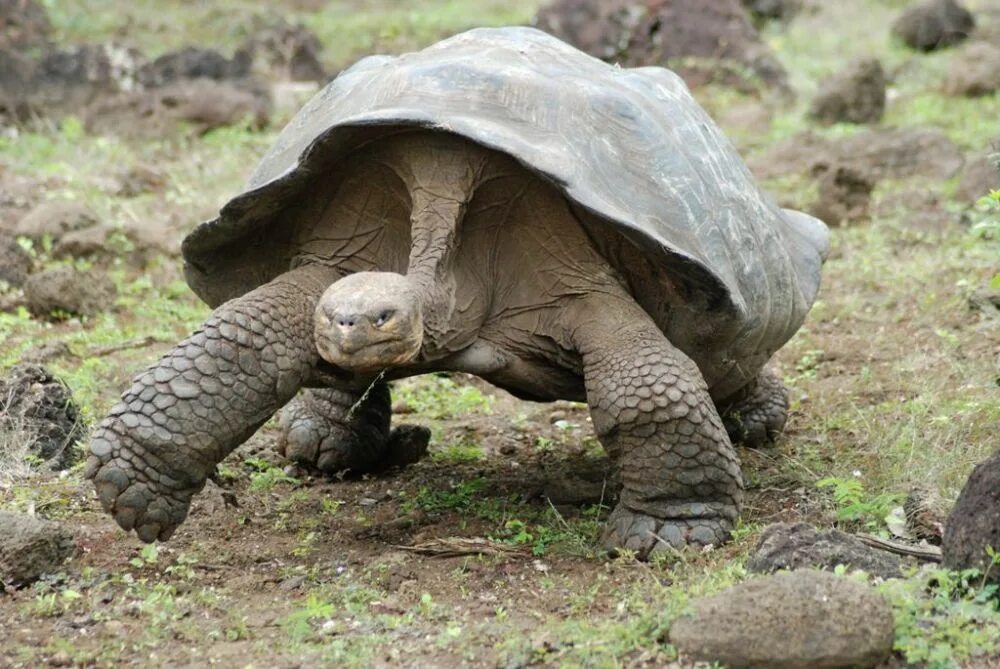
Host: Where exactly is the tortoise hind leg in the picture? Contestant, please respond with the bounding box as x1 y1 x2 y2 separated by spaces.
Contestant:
717 368 789 448
572 301 744 558
278 384 429 475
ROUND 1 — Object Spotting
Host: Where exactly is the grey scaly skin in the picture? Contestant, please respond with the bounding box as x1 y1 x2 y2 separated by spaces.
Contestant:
87 131 802 557
718 369 790 448
85 265 337 542
571 302 744 554
278 384 430 474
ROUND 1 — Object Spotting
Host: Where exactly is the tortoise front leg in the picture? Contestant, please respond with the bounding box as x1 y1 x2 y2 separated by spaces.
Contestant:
85 264 338 542
573 302 745 558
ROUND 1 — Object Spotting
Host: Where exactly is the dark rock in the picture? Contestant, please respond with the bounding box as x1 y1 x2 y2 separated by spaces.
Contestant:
809 59 886 125
742 0 800 22
747 522 904 578
139 47 252 88
0 511 74 587
0 364 84 469
23 265 116 319
809 165 875 226
245 18 327 82
0 230 32 287
155 78 272 132
750 128 965 182
2 42 142 123
968 284 1000 319
955 151 1000 204
14 201 98 242
838 128 964 181
893 0 975 51
903 486 946 544
943 450 1000 583
0 47 35 121
0 0 51 49
21 341 73 364
114 164 167 198
945 42 1000 97
31 43 146 110
875 187 955 233
86 77 272 137
51 224 116 260
50 221 175 265
535 0 789 93
670 570 894 669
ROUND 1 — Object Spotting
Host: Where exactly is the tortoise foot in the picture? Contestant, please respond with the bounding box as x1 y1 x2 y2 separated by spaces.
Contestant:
601 504 734 559
277 387 428 475
720 369 789 448
86 431 203 542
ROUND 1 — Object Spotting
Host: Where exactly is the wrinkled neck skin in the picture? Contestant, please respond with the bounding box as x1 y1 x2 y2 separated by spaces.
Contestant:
390 132 488 345
310 132 491 385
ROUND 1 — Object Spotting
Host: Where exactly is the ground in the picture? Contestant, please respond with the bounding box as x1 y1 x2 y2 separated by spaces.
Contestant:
1 0 999 667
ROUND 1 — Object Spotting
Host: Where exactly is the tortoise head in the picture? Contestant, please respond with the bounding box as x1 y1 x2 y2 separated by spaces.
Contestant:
313 271 423 372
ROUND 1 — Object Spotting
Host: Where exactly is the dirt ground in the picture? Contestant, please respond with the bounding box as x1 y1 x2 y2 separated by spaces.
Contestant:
1 1 999 667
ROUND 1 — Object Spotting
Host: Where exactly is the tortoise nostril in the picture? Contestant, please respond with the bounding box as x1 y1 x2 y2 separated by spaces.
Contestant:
334 314 357 328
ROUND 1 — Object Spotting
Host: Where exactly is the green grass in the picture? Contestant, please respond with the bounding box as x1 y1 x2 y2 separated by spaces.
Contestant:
392 374 492 420
40 0 540 68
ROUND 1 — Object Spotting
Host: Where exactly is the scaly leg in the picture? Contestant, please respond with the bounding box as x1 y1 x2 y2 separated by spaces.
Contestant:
85 265 337 542
574 304 744 558
278 384 429 474
717 368 789 448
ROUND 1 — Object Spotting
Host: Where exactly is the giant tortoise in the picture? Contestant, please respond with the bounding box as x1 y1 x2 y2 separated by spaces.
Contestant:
86 27 828 557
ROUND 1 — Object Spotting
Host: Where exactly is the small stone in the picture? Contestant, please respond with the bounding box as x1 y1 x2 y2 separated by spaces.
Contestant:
892 0 975 52
0 230 32 287
809 59 886 125
0 0 52 49
903 485 946 544
21 340 72 363
955 151 1000 204
48 651 72 667
944 42 1000 97
747 522 905 579
548 410 567 423
23 265 116 319
243 17 327 82
0 511 75 587
51 224 115 260
359 497 378 507
669 570 894 669
14 200 98 242
0 364 84 468
138 46 251 88
943 450 1000 583
968 283 1000 319
742 0 799 22
809 164 875 226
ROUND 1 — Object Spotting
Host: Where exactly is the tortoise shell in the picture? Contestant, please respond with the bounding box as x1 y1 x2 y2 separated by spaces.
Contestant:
182 27 827 396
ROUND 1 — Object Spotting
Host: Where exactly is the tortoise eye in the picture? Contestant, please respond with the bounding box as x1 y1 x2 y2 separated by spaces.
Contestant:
375 310 394 327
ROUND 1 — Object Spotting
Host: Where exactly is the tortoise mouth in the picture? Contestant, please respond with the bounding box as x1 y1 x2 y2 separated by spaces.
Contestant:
315 331 421 371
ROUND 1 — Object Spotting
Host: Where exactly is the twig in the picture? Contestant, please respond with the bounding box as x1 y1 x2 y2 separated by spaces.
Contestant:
86 336 165 358
393 537 531 559
345 369 387 421
856 533 942 562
